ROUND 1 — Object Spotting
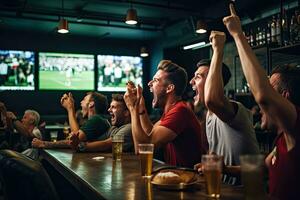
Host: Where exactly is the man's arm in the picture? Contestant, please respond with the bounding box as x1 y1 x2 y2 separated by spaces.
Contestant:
61 92 80 133
204 31 237 122
124 83 176 153
84 138 112 152
32 138 70 149
137 85 153 135
7 112 34 138
223 4 297 149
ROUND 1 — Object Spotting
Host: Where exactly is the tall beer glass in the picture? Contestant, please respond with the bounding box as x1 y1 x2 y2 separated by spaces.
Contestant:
112 135 124 160
202 154 222 198
240 154 266 200
138 144 154 178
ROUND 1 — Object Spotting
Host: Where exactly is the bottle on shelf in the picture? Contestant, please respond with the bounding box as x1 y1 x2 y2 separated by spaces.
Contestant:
271 15 277 44
266 21 272 44
250 29 255 47
256 27 261 46
261 28 266 45
290 13 297 43
276 13 282 46
282 9 289 46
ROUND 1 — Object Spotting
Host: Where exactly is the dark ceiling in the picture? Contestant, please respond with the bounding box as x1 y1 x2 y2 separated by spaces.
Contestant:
0 0 295 41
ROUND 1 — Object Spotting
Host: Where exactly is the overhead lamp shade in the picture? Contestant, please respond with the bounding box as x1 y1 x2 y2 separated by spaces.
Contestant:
196 20 207 34
140 47 149 57
58 18 69 34
125 8 138 25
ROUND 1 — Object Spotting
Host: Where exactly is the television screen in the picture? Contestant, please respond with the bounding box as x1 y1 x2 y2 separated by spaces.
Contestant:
0 50 35 90
39 52 94 90
97 55 143 91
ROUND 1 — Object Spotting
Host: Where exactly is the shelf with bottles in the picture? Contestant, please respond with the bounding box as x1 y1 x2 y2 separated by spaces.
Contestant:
244 6 300 50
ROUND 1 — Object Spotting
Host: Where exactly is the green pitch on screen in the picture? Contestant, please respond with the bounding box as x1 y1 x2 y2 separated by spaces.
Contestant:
39 71 94 90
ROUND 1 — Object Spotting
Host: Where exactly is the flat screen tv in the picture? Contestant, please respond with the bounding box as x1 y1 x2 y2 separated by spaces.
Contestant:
97 55 143 91
39 52 94 90
0 50 35 90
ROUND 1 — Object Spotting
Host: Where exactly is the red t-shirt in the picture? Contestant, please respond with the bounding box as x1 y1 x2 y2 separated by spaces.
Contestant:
268 106 300 199
159 101 208 168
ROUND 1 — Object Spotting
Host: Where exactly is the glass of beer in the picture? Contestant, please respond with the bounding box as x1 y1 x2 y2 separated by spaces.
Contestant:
112 134 124 161
202 154 222 198
240 154 266 200
50 131 58 142
138 144 154 178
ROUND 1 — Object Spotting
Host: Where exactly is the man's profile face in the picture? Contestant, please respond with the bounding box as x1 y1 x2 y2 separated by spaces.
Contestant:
190 66 209 106
81 94 92 118
148 70 168 109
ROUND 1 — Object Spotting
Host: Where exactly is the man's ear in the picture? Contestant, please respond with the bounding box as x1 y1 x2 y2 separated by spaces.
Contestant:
166 84 175 94
282 90 290 100
88 101 95 108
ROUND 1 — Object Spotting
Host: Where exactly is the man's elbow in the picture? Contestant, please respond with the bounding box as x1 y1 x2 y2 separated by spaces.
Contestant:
205 98 225 112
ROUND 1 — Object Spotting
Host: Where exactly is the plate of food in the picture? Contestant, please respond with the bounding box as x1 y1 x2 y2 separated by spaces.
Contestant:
151 167 203 190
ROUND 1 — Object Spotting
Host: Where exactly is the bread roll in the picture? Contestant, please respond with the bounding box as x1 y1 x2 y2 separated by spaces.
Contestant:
152 171 182 184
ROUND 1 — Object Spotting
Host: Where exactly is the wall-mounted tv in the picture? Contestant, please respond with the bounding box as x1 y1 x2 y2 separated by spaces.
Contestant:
0 50 35 90
97 55 143 91
39 52 94 90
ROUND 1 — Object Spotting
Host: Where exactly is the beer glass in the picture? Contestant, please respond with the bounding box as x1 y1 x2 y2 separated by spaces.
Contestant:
202 154 222 198
240 154 266 200
50 131 58 142
112 134 124 160
138 144 154 178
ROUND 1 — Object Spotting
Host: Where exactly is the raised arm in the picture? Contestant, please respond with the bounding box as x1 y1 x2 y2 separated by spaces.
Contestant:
137 85 153 134
223 4 297 145
204 31 237 122
124 83 176 153
61 92 80 133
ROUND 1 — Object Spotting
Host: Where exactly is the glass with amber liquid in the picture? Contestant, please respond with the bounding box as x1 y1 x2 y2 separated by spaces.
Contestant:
138 144 154 178
202 154 223 198
112 135 124 161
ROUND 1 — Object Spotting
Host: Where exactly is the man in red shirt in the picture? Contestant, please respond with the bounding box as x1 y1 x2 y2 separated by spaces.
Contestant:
124 60 208 168
223 4 300 199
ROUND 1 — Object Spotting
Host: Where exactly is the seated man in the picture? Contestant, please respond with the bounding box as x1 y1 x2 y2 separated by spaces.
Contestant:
223 4 300 198
191 31 259 184
124 60 208 168
33 94 134 152
32 92 110 150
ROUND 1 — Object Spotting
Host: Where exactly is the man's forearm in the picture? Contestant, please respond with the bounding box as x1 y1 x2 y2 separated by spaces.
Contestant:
233 33 273 101
13 120 33 138
85 139 112 152
67 109 80 132
43 140 71 149
139 109 153 135
131 108 151 154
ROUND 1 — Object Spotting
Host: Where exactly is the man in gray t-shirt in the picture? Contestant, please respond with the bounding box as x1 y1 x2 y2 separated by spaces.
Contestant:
190 31 259 184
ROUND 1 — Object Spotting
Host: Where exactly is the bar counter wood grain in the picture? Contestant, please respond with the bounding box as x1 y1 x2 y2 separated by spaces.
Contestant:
40 149 244 200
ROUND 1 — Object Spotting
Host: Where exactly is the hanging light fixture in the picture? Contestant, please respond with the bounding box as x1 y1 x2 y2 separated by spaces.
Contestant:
195 20 207 34
140 47 149 57
58 18 69 33
125 6 138 25
57 0 69 34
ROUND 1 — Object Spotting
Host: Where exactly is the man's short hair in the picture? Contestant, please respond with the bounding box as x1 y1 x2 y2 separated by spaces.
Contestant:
88 92 108 114
157 60 188 96
24 109 40 126
196 59 232 86
111 94 127 110
271 64 300 106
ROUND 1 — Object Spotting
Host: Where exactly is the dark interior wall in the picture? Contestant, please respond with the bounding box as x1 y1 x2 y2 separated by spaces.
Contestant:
0 30 151 118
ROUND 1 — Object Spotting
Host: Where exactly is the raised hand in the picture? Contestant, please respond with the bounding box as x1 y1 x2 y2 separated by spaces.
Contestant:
60 92 75 111
124 81 139 111
209 31 226 52
223 3 243 37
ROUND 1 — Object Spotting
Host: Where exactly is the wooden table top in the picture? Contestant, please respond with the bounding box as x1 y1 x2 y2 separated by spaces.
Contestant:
41 149 244 200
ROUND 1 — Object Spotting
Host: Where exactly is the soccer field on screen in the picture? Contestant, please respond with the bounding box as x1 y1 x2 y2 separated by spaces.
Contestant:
39 71 94 90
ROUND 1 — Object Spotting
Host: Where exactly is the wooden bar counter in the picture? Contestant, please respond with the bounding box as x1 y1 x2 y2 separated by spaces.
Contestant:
40 149 244 200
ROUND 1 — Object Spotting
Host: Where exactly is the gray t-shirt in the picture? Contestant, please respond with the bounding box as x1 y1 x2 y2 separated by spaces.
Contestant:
206 101 259 184
106 123 133 152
